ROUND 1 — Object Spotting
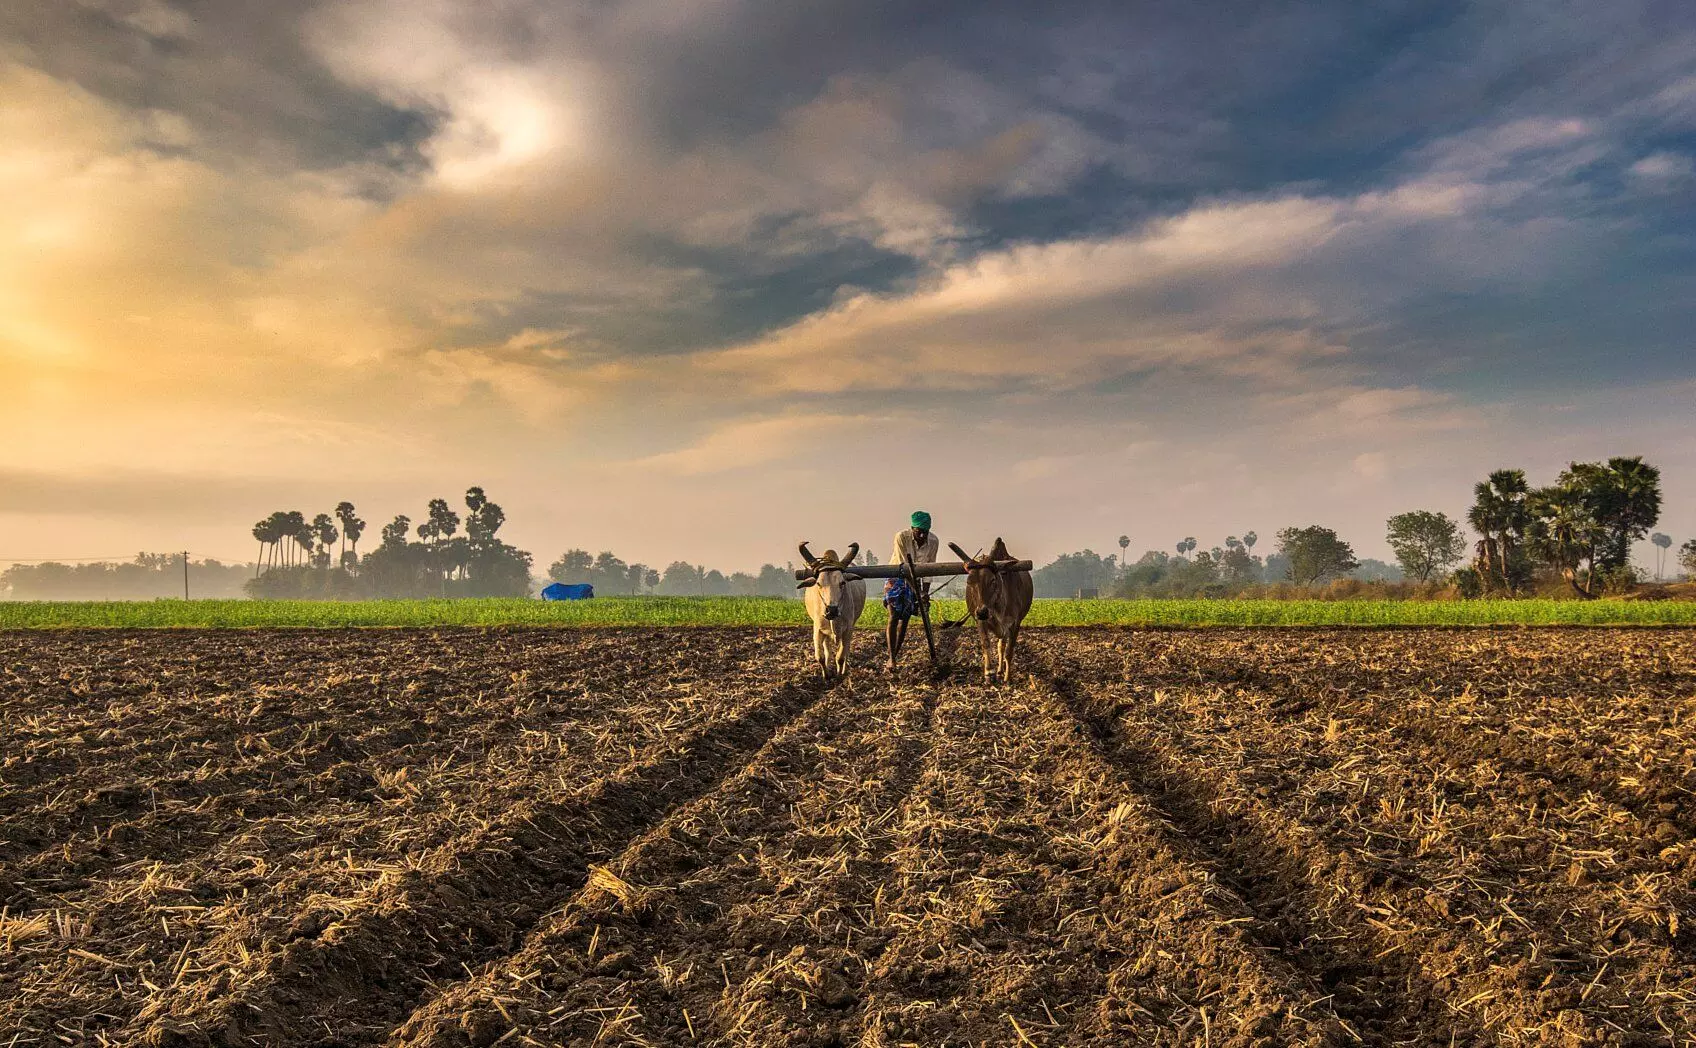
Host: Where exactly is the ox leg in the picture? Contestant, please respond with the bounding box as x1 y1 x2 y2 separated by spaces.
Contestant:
838 625 852 682
814 623 829 682
1003 623 1020 684
977 620 993 683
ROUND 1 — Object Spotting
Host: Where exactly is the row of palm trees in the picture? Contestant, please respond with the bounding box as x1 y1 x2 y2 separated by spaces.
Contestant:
250 503 368 576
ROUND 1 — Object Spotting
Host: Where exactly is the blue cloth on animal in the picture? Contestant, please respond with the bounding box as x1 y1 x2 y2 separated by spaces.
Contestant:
883 578 918 618
541 582 594 600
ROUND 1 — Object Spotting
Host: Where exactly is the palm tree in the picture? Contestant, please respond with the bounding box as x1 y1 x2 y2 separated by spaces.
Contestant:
335 502 366 572
1243 531 1257 554
335 502 356 562
312 514 338 569
251 519 276 578
1527 479 1606 598
1599 456 1661 571
294 521 315 568
343 513 366 571
1652 532 1673 581
262 511 291 570
1467 469 1531 593
1118 534 1130 569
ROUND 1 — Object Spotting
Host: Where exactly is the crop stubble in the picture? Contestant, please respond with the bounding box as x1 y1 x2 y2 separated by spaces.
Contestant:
2 627 1692 1046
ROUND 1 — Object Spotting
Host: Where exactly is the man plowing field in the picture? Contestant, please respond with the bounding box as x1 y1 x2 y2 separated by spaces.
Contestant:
884 510 939 670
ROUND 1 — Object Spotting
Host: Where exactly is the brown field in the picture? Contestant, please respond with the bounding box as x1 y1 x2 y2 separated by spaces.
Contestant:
2 628 1694 1047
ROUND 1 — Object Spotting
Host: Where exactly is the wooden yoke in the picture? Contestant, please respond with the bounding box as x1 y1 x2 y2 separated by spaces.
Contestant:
789 560 1031 581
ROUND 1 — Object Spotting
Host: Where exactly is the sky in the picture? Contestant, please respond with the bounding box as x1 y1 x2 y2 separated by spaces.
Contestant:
3 0 1695 572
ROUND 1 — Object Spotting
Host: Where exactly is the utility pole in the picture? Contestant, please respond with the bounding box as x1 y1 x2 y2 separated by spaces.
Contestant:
183 551 190 600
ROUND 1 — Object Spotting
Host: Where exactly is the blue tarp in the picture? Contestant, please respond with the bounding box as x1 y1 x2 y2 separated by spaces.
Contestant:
541 582 594 601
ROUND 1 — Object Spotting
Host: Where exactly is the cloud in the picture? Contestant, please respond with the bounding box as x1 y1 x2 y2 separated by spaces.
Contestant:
3 0 1696 571
628 414 883 476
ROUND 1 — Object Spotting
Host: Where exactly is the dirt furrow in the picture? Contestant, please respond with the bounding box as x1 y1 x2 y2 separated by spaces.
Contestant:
102 676 823 1047
848 673 1340 1046
385 675 927 1047
1 633 768 907
0 632 794 1045
1041 636 1696 1042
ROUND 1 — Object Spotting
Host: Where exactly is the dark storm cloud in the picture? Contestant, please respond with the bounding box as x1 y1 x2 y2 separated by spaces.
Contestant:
0 0 433 173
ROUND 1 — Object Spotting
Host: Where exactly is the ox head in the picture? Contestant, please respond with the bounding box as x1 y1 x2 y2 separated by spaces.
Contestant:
951 538 1015 621
797 541 861 620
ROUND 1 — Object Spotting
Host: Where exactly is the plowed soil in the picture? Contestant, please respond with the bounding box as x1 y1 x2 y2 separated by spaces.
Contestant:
2 627 1693 1046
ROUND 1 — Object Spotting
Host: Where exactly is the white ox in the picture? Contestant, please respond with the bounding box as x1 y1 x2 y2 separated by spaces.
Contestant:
797 542 867 682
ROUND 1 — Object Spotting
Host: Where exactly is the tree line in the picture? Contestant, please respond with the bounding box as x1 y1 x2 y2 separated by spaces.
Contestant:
246 487 533 598
0 555 252 601
1034 454 1689 600
544 551 800 597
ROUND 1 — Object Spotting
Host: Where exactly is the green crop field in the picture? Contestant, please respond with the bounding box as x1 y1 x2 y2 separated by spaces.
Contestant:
2 596 1695 629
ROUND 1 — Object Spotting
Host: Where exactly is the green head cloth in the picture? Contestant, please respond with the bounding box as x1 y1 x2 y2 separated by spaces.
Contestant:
910 510 931 531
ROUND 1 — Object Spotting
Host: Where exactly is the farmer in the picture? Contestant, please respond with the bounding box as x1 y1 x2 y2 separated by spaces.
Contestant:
885 510 940 669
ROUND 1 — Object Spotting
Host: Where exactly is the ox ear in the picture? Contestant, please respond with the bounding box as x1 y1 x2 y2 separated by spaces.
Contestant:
798 542 819 568
840 542 859 567
796 578 817 589
947 541 973 564
841 572 863 582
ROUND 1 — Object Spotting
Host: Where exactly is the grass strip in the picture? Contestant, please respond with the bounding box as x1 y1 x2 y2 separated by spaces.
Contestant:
4 596 1696 628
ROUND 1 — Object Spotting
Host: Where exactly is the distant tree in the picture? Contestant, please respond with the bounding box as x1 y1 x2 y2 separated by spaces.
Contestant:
1680 538 1696 581
251 518 276 577
591 551 628 593
288 511 313 568
334 502 356 562
1590 457 1661 571
626 562 652 595
660 561 706 595
1467 469 1532 593
419 498 459 548
548 550 594 583
1276 526 1358 586
1242 531 1257 554
312 513 339 569
1385 510 1467 582
1651 533 1672 581
1218 541 1260 585
755 563 792 597
1528 458 1661 597
1118 534 1130 568
464 487 504 544
381 515 412 547
338 503 366 572
1350 558 1405 582
1032 550 1117 598
1527 475 1609 598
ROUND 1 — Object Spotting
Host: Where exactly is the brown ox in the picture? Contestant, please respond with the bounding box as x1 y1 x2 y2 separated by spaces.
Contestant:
948 538 1034 684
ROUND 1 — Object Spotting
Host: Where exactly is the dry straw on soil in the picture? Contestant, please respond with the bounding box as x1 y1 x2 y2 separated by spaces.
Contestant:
1 627 1693 1045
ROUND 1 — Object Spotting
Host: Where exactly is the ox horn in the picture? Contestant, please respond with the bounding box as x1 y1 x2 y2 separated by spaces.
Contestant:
839 542 859 567
798 542 820 568
947 541 973 564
